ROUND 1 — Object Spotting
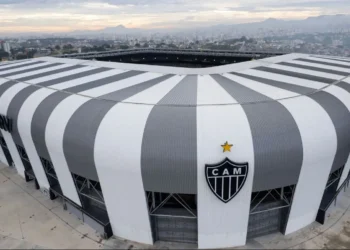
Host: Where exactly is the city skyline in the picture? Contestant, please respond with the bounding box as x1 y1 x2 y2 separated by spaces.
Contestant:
1 0 350 33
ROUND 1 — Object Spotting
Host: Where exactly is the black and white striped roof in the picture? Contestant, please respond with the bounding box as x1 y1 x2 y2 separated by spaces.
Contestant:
0 53 350 194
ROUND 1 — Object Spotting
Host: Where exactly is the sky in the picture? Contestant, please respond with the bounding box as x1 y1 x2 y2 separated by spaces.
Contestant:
0 0 350 33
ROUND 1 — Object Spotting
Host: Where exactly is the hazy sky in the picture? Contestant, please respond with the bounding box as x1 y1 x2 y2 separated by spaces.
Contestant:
1 0 350 33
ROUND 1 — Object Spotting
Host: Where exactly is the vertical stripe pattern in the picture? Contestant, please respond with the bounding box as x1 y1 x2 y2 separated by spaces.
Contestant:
63 74 173 181
141 75 198 194
212 74 303 192
232 72 350 172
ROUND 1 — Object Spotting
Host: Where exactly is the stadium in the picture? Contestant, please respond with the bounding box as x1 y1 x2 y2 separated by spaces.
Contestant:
0 49 350 249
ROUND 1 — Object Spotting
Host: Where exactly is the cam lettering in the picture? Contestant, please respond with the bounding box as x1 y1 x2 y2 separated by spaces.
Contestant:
233 168 241 175
210 167 244 177
0 114 12 132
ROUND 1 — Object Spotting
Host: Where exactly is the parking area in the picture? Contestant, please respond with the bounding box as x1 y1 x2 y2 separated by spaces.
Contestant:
0 162 349 249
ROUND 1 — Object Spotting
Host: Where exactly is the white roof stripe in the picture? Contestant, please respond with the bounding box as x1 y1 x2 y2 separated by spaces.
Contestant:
5 63 77 80
197 75 238 105
80 72 164 98
312 55 350 62
285 59 350 73
268 63 344 80
223 73 299 100
26 66 98 84
0 60 37 69
241 69 328 89
35 56 88 64
0 61 53 75
307 56 350 66
124 75 185 104
259 53 308 63
342 77 350 84
50 69 124 90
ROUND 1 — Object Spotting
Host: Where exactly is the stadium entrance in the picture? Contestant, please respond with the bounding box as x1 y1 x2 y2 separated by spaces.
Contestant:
247 185 295 238
146 192 197 244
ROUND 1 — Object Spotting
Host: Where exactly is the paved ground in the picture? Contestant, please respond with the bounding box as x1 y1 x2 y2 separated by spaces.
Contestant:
0 162 350 249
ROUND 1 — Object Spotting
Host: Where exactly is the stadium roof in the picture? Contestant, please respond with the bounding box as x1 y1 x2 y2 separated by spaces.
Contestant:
1 53 349 106
1 53 350 192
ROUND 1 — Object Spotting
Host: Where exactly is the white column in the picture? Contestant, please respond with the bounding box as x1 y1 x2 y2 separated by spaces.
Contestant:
197 76 255 249
322 85 350 190
0 83 29 178
17 88 56 190
45 95 88 206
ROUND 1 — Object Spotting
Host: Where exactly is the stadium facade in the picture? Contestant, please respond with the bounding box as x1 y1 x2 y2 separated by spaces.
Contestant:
0 52 349 248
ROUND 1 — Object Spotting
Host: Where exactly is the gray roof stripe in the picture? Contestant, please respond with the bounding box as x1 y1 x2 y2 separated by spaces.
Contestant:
232 72 350 173
253 66 335 84
296 58 350 69
212 74 303 192
0 61 44 72
0 81 18 97
38 67 111 87
0 63 63 78
231 73 312 95
63 74 174 181
17 65 87 82
101 74 174 101
312 56 350 63
63 70 143 93
337 81 350 94
279 62 350 77
63 100 115 181
141 75 198 194
32 92 70 161
7 86 40 148
0 60 31 68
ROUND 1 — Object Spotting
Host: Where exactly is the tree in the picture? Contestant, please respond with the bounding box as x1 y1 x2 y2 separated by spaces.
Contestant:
135 43 141 48
142 43 149 48
55 45 61 50
82 46 92 53
63 44 73 50
16 54 28 60
119 45 129 50
27 49 37 58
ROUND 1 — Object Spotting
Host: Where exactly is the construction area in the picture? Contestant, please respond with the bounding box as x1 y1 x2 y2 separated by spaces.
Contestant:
0 162 350 249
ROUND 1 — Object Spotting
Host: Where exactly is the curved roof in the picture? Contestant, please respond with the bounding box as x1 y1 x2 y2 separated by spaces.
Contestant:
0 53 350 193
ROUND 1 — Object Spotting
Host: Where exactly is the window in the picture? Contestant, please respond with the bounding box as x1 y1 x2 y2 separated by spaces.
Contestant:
72 173 106 211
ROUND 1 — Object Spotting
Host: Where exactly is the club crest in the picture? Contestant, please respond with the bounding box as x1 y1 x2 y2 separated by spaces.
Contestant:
205 158 248 203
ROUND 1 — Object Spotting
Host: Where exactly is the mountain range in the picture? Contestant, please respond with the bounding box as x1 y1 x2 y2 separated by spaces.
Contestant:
65 14 350 37
2 14 350 38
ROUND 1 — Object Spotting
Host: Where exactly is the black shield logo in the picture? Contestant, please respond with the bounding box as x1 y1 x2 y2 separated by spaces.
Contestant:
205 158 248 203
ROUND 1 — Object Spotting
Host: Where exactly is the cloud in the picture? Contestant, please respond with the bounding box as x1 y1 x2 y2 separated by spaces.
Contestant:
0 0 349 33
